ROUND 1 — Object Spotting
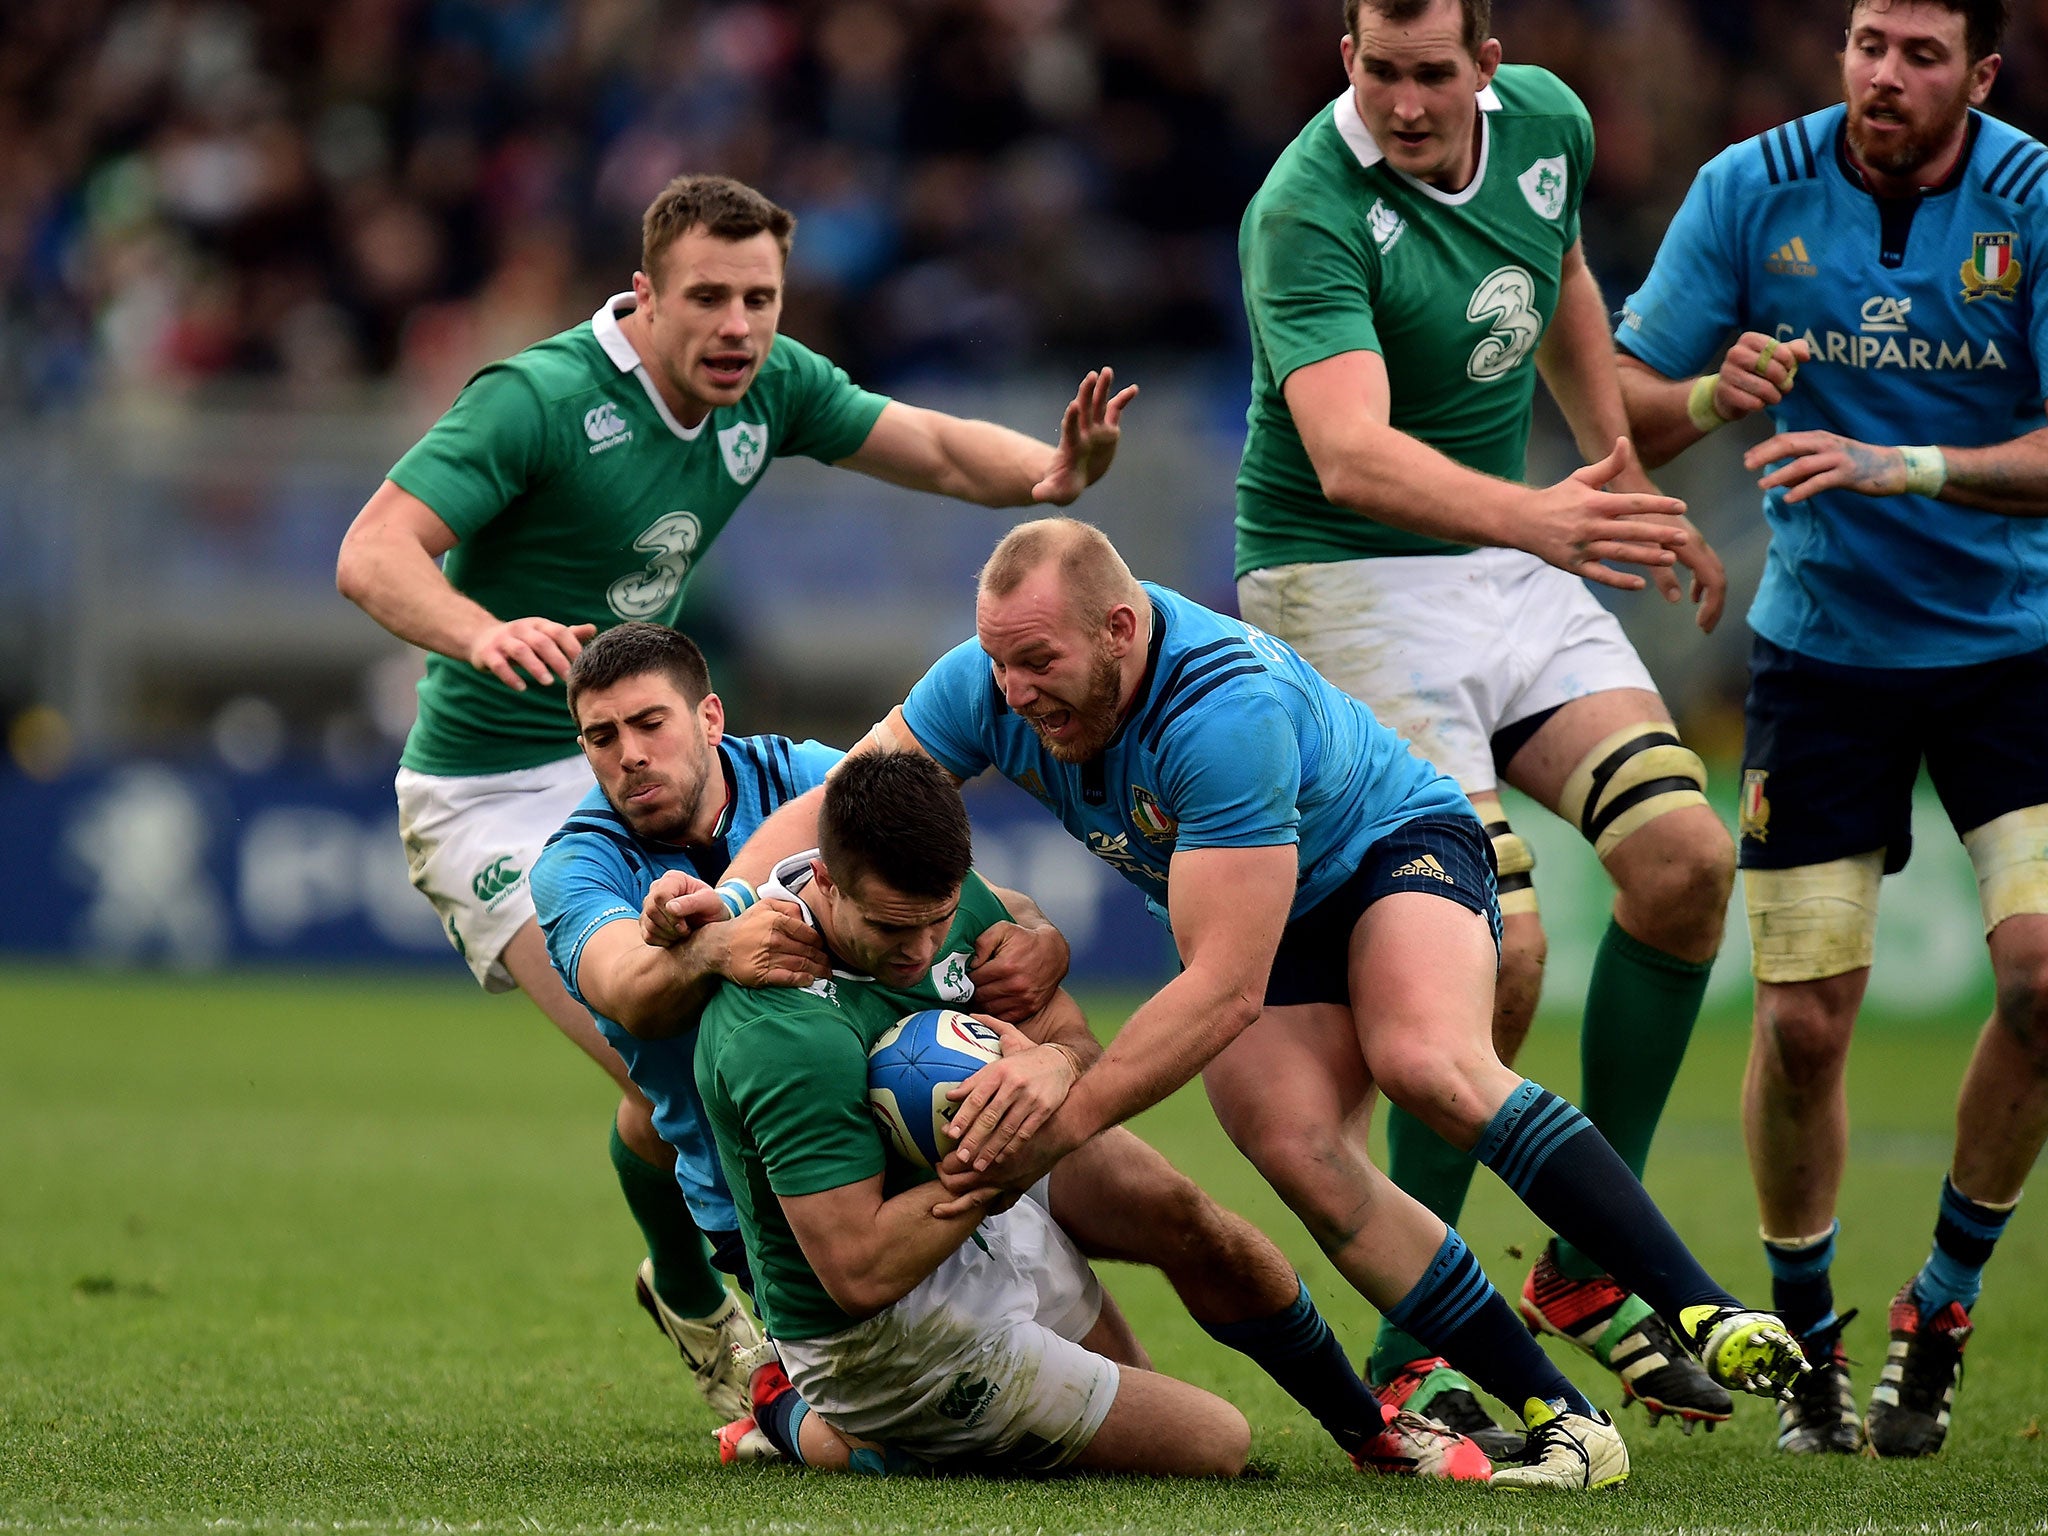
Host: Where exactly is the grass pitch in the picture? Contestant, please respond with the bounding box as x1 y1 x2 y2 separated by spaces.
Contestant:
2 967 2044 1535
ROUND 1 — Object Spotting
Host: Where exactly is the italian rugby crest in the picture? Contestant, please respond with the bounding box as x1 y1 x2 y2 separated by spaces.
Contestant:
1961 232 2021 302
1131 786 1177 844
718 419 769 483
1739 770 1771 843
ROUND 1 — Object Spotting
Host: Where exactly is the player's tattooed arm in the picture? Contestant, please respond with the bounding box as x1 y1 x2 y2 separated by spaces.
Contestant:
337 480 594 691
1617 333 1810 470
837 368 1138 508
1747 418 2048 516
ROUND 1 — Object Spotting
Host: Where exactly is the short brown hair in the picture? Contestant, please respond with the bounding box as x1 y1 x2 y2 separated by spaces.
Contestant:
1847 0 2008 61
978 518 1144 632
566 623 712 721
1344 0 1491 56
640 174 795 285
820 752 973 902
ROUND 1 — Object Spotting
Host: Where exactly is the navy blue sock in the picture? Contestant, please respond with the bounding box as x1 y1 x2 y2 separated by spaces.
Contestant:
1386 1226 1595 1420
754 1383 811 1464
1916 1176 2018 1318
1763 1222 1839 1338
1202 1277 1388 1454
1477 1080 1738 1326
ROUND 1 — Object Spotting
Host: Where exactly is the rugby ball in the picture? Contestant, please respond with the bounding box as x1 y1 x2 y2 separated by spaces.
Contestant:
867 1009 1004 1169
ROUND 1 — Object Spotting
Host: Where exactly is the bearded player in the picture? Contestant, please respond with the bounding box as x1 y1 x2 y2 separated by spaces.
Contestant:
1617 0 2048 1459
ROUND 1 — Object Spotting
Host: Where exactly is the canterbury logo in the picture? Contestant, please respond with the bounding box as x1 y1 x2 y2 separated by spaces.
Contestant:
471 855 524 903
1391 853 1454 885
1765 237 1816 276
584 401 631 453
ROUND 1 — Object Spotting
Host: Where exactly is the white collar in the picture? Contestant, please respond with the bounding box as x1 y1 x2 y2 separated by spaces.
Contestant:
763 851 872 982
590 291 707 442
1332 84 1500 206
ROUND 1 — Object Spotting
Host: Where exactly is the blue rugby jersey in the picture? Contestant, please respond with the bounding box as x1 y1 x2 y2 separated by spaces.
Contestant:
1619 105 2048 668
901 582 1470 930
531 732 842 1232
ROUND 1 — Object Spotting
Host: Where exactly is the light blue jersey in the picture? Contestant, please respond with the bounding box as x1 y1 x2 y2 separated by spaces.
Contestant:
1619 106 2048 667
901 583 1469 928
531 732 842 1232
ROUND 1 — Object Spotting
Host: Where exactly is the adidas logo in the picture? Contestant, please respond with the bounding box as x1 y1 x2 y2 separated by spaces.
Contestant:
1391 853 1455 885
1765 236 1817 276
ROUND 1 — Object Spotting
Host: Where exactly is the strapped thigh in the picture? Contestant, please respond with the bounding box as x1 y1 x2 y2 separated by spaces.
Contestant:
1558 723 1710 859
1962 803 2048 934
1470 792 1537 918
1744 852 1884 983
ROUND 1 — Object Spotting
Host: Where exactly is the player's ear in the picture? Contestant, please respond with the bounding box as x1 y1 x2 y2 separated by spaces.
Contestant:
1969 52 2001 106
1340 32 1356 77
698 691 725 745
1104 601 1140 655
1474 36 1502 89
631 268 654 309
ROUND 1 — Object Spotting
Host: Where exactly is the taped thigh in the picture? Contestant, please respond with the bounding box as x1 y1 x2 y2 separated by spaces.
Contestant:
1744 852 1884 983
1469 792 1537 918
1962 803 2048 933
1558 723 1709 858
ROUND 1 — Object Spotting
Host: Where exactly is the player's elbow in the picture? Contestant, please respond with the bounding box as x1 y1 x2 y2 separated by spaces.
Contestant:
818 1257 900 1319
334 528 372 606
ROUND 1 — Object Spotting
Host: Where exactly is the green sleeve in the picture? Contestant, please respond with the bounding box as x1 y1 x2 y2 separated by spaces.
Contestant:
1563 94 1593 249
773 338 892 463
1244 204 1382 386
387 365 552 539
721 1004 887 1198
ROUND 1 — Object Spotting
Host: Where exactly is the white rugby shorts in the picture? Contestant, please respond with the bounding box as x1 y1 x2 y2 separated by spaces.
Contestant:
777 1182 1117 1472
394 754 595 990
1239 547 1657 791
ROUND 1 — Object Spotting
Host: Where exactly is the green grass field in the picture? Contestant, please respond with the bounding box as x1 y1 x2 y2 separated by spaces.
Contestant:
3 967 2044 1534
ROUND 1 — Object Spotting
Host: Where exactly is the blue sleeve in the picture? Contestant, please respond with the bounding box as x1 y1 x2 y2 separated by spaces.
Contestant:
1158 689 1303 852
1616 151 1745 378
2027 203 2048 403
788 738 844 792
900 640 998 782
530 835 639 1006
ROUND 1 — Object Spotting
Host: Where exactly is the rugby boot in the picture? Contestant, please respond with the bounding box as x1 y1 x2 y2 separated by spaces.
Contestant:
718 1337 795 1464
1489 1398 1629 1492
1350 1407 1494 1481
1682 1303 1810 1401
1867 1281 1971 1457
1521 1241 1732 1431
1776 1309 1863 1454
1374 1355 1526 1460
635 1258 759 1418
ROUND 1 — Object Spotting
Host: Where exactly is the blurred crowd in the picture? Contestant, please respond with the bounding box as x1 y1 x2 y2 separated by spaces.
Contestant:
6 0 2048 414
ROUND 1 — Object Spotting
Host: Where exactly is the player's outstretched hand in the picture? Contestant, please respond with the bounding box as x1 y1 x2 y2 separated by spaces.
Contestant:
1031 367 1139 506
1712 332 1810 423
966 919 1071 1021
944 1018 1081 1173
1661 516 1728 633
1746 430 1909 502
639 870 724 947
1525 437 1690 590
470 617 597 692
703 897 829 988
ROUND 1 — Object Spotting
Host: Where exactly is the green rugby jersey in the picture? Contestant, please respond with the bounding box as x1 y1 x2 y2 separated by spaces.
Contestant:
694 867 1012 1341
1235 65 1592 576
390 296 889 776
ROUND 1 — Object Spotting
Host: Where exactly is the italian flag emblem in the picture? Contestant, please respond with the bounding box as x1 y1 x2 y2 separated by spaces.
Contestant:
1962 232 2021 301
1131 786 1177 843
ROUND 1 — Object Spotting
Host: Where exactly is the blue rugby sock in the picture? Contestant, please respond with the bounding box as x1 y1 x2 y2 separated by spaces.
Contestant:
754 1385 810 1464
1914 1176 2017 1318
1385 1227 1594 1420
1202 1277 1387 1453
1763 1221 1839 1339
1477 1080 1738 1325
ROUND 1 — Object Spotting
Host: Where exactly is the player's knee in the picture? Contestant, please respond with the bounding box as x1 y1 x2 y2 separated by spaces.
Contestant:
1369 1042 1492 1146
1755 988 1855 1092
1233 1121 1370 1246
615 1094 671 1166
1992 950 2048 1063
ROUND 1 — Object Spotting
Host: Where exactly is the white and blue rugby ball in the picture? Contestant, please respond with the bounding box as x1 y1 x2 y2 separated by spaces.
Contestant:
867 1009 1004 1169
